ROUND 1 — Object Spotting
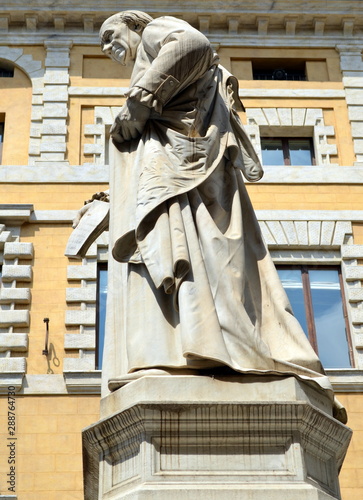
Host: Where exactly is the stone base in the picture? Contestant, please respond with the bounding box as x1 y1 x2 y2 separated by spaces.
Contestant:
82 375 352 500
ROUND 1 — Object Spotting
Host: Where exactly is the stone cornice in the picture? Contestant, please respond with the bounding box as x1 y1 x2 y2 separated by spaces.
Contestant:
0 1 362 44
1 165 363 184
2 0 363 17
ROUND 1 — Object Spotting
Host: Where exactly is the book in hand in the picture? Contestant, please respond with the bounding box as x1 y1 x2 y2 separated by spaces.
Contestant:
65 200 110 258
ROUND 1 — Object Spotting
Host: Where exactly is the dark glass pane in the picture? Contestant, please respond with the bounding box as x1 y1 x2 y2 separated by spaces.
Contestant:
97 268 108 369
261 138 284 166
309 269 351 368
277 269 308 337
252 59 307 81
0 68 14 78
288 139 313 166
0 123 3 165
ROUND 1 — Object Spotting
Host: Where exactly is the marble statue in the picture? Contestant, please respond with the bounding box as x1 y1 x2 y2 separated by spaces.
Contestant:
68 11 345 422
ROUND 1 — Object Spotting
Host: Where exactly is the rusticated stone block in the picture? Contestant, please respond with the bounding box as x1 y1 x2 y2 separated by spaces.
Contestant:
0 288 31 304
0 333 28 352
0 310 29 327
66 286 96 303
64 333 95 350
67 264 97 281
65 310 95 326
4 242 33 259
0 357 26 373
1 265 32 282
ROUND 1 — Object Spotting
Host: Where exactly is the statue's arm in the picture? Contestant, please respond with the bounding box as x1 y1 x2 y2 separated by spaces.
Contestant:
111 21 215 144
65 192 110 259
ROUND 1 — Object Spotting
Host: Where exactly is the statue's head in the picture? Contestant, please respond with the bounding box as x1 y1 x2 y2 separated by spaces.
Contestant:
99 11 153 65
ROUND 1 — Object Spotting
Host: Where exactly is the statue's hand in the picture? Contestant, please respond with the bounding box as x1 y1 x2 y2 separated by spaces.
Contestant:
73 203 93 229
72 192 110 229
111 99 151 143
242 162 264 183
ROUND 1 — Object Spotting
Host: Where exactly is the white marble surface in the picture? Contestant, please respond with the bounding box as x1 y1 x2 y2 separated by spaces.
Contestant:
83 376 351 500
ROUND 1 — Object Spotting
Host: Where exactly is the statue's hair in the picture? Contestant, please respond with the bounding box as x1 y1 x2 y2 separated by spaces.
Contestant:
101 10 153 34
120 11 153 30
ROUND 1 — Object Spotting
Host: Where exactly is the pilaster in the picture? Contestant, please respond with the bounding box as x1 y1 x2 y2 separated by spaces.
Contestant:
336 45 363 166
29 40 72 166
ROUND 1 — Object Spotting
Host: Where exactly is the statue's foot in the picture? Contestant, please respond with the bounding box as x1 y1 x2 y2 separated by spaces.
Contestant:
108 368 199 391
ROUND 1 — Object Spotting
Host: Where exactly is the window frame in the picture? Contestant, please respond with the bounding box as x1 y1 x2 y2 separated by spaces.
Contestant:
95 262 107 370
0 121 4 165
260 136 316 166
277 264 354 368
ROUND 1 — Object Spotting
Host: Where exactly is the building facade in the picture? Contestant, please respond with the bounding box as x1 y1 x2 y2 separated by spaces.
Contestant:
0 1 363 498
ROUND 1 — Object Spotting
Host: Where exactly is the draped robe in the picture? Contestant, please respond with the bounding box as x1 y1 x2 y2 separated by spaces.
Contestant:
102 16 340 416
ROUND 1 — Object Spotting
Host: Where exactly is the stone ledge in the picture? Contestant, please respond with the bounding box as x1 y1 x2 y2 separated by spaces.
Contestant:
100 375 334 419
63 371 102 394
327 369 363 392
1 165 363 185
0 204 33 222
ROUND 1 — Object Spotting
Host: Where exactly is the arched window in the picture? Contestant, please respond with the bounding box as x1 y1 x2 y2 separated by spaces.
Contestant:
0 60 32 165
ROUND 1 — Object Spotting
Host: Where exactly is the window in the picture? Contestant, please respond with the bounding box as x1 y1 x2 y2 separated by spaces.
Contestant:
252 59 307 81
277 266 353 369
261 137 315 166
0 122 4 164
96 263 107 369
0 64 14 78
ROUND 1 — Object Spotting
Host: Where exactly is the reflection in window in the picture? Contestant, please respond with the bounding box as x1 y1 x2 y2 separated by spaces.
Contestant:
261 137 314 166
96 264 107 369
277 266 352 368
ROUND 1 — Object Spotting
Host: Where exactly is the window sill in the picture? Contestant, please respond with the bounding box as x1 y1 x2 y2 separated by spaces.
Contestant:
326 368 363 392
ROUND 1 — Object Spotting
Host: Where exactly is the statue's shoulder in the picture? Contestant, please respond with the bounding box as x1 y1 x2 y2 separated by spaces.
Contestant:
143 16 199 39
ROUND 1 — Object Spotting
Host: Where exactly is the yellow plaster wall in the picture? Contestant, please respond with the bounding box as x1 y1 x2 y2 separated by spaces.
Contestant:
19 223 74 374
246 184 363 211
0 394 99 499
338 393 363 500
0 183 108 210
0 67 32 165
352 224 363 245
70 46 132 87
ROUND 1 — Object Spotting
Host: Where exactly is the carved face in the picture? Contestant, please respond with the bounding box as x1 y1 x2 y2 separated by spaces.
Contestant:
100 20 141 66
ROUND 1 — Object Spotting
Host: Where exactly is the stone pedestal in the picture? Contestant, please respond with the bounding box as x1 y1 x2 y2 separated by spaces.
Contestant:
82 375 351 500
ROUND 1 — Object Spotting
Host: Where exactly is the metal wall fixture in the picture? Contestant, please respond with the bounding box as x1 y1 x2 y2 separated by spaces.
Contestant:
42 317 50 356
